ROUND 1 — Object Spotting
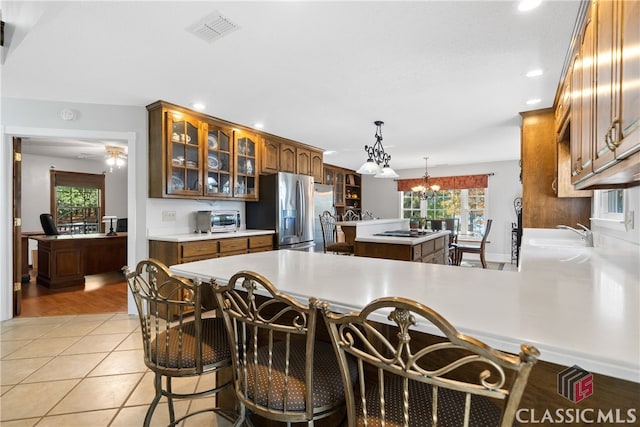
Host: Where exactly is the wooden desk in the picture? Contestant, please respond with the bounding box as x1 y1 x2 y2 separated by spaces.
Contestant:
31 233 127 288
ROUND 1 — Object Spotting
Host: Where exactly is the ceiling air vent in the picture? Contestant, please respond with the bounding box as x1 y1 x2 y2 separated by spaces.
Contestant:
187 11 239 43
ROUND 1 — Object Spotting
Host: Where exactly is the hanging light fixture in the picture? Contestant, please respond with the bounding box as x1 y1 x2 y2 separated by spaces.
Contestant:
357 121 398 178
412 157 440 200
105 146 126 171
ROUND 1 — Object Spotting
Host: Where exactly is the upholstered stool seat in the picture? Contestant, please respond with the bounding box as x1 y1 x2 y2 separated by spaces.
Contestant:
150 318 231 368
244 340 356 411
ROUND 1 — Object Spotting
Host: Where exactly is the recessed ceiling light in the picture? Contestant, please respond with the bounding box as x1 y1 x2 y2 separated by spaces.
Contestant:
253 123 264 129
526 69 544 78
193 103 206 111
526 98 542 105
518 0 542 12
324 150 336 155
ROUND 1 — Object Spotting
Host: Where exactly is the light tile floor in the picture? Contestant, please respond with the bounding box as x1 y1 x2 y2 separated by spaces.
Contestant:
0 313 233 426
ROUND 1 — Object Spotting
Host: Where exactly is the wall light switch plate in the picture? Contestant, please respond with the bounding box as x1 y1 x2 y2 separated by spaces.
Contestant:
162 211 176 222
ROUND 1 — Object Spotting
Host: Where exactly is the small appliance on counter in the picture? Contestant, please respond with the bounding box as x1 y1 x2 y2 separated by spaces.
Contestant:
195 210 240 233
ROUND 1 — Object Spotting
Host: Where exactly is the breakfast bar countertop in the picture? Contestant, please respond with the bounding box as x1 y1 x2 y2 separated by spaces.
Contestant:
170 227 639 384
147 229 275 242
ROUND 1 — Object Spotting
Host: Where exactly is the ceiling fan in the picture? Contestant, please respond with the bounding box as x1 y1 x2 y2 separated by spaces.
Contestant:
78 144 128 171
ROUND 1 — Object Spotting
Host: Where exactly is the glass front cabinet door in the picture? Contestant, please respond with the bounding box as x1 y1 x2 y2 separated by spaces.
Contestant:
167 112 202 196
205 122 233 198
233 130 259 200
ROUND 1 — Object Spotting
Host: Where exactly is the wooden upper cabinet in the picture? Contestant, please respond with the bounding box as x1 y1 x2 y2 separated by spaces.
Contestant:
233 129 259 200
148 102 205 198
616 0 639 159
261 138 279 174
279 142 296 174
310 150 323 183
593 0 618 173
571 13 595 185
296 147 311 175
204 120 233 198
565 0 640 189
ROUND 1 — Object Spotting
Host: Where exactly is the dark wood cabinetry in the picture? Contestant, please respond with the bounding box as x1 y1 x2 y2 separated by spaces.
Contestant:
149 234 274 266
33 234 127 288
147 101 261 200
260 137 323 182
324 164 361 218
521 109 591 228
355 234 449 264
558 0 640 190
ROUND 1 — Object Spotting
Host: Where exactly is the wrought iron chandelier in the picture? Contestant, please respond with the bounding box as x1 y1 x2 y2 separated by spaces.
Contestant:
412 157 440 200
356 121 398 178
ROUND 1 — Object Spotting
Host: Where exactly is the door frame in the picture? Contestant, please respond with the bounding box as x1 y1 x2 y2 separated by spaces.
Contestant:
1 126 137 321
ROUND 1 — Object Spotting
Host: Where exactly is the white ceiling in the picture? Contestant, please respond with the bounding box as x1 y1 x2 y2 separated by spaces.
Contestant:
2 1 580 171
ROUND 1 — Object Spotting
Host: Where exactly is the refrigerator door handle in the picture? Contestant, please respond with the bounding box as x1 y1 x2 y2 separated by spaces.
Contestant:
296 180 304 238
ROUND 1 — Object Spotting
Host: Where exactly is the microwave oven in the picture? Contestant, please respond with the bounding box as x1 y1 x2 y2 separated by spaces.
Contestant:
195 210 240 233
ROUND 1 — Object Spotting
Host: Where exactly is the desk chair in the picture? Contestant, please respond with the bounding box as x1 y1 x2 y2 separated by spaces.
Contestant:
321 296 539 427
212 270 356 426
124 259 233 427
116 218 128 232
39 213 59 235
319 210 354 255
455 219 493 268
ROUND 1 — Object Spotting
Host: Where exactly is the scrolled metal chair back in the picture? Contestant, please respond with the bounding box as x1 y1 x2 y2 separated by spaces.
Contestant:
321 296 539 427
123 259 233 427
213 270 334 424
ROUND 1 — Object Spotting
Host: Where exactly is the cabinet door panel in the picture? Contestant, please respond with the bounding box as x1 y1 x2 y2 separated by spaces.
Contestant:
617 0 640 158
205 123 233 198
593 0 618 172
280 143 296 173
167 113 202 195
234 131 259 200
296 148 311 175
261 138 280 174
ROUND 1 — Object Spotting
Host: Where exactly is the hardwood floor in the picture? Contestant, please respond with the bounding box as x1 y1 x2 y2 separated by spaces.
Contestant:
18 270 128 317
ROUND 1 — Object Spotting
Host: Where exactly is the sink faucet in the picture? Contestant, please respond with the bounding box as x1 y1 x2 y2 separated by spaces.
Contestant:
556 223 593 247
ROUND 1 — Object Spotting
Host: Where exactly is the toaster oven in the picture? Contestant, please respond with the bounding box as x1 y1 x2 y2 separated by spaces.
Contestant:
195 210 240 233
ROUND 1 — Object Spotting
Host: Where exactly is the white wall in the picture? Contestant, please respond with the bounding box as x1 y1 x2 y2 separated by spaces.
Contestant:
362 160 522 262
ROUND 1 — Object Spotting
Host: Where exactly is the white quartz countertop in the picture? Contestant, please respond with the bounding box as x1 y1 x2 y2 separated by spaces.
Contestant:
170 228 639 383
148 229 274 242
355 230 451 245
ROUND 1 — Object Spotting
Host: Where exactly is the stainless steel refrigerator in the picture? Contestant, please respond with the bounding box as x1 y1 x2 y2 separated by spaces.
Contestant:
246 172 314 249
313 183 334 251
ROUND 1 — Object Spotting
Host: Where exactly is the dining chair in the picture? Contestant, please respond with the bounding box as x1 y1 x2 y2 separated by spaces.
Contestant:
321 296 539 427
212 270 356 426
361 210 376 221
319 210 354 255
124 259 233 427
455 218 493 268
343 209 360 221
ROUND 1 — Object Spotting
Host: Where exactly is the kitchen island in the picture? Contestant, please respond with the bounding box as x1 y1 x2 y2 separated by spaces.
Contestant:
171 230 639 420
335 218 450 263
